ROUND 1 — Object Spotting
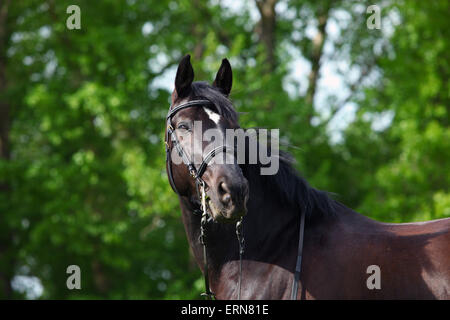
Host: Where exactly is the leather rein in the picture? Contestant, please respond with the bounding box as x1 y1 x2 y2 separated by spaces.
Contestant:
165 99 305 300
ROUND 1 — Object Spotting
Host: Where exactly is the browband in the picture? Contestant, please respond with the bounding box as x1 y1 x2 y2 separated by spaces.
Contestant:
167 100 214 120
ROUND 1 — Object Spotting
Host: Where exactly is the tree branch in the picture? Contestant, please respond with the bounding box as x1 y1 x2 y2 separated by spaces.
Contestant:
305 3 332 112
255 0 278 72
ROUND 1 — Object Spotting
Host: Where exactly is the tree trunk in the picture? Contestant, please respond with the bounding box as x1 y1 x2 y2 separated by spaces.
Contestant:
255 0 278 110
92 260 109 294
305 4 332 121
0 0 11 160
0 0 13 299
255 0 278 72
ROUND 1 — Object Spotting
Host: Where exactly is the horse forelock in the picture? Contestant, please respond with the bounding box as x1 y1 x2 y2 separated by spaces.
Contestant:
191 82 238 124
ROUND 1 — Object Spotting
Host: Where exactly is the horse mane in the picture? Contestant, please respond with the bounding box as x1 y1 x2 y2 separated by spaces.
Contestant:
190 81 338 221
245 150 339 222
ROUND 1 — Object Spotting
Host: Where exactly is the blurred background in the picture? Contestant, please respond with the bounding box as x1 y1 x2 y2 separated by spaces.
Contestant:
0 0 448 299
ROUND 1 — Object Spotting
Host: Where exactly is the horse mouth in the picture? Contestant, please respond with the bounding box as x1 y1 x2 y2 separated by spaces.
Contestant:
207 198 247 223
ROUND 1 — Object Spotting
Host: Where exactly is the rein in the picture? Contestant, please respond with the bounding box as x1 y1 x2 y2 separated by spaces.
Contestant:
291 209 305 300
165 99 305 300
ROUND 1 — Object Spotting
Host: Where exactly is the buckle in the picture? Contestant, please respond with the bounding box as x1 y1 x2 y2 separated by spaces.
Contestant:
188 165 197 178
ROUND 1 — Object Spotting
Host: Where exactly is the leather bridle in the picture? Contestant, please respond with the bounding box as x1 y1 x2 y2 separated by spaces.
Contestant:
165 99 243 300
165 99 305 300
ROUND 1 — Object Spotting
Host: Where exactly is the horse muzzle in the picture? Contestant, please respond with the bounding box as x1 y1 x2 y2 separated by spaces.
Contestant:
207 172 249 223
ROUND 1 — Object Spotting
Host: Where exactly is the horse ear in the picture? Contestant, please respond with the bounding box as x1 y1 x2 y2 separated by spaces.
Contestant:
213 58 232 95
175 54 194 98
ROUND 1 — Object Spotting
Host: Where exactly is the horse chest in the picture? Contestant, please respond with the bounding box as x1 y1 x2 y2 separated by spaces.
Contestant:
214 260 293 299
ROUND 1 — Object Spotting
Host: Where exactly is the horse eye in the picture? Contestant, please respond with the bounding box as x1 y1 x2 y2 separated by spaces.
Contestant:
177 123 190 130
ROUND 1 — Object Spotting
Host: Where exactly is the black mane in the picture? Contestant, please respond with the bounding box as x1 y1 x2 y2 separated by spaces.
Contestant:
245 151 338 222
191 81 337 221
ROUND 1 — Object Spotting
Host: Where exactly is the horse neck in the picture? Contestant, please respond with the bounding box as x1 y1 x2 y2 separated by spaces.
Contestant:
178 197 238 272
178 192 297 272
242 174 302 263
177 167 347 280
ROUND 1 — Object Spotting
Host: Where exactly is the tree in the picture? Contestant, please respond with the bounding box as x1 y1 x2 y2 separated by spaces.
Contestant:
0 0 448 299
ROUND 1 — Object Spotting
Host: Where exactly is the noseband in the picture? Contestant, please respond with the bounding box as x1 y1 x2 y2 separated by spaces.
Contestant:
165 99 244 300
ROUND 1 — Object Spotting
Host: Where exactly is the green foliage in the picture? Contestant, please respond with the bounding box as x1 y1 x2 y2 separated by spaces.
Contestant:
0 0 448 299
348 0 450 222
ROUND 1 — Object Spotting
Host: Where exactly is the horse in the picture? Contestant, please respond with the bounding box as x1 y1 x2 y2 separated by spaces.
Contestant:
165 54 450 299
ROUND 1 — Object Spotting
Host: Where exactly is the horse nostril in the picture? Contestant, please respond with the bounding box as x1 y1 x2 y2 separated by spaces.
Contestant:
218 181 230 195
222 193 231 205
218 181 232 205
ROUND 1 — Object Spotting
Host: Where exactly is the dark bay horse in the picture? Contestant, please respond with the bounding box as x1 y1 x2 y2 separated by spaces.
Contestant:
165 54 450 299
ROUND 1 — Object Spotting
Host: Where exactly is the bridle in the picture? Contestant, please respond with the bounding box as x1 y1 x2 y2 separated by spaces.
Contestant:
165 99 244 300
165 99 305 300
165 99 226 196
